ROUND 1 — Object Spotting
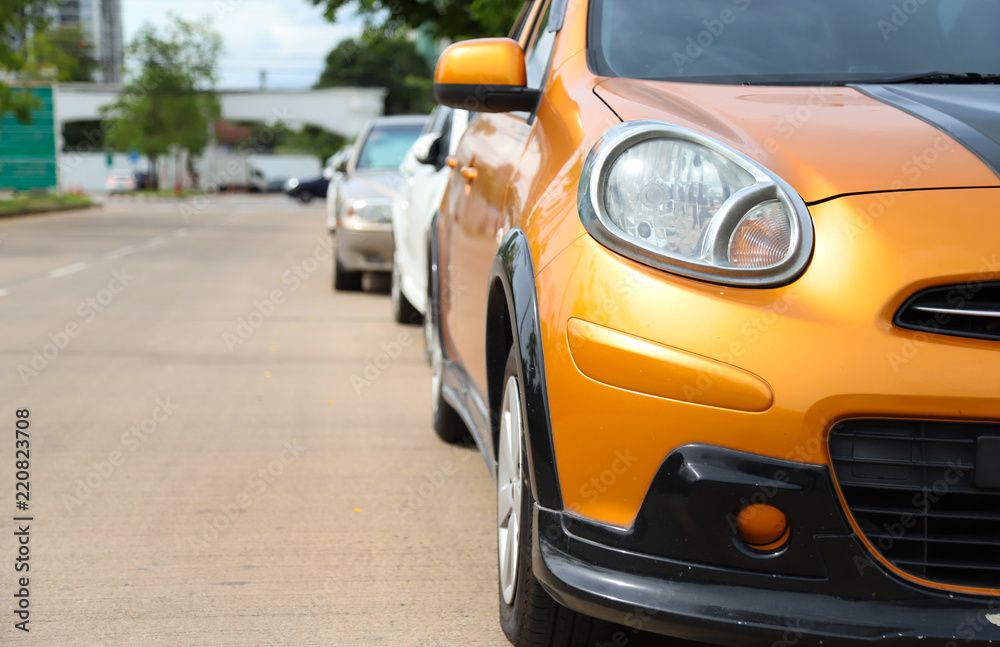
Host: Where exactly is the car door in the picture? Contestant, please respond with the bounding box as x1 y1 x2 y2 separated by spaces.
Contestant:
441 0 558 396
397 108 449 296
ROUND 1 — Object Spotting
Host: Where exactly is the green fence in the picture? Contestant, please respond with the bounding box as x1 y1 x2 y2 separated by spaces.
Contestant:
0 86 58 192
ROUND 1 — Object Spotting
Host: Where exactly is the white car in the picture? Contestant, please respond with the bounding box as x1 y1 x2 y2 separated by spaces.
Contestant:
106 169 136 193
390 106 470 331
324 146 352 232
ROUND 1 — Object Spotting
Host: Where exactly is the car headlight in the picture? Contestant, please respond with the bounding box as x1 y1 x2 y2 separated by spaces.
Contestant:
286 178 299 190
347 200 393 223
578 121 814 287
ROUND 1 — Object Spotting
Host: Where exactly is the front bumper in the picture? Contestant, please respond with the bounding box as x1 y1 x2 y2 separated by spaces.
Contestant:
536 189 1000 529
534 445 1000 646
336 223 394 273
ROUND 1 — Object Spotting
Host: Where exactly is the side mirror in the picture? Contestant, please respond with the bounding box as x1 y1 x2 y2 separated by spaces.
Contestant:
433 38 540 114
335 159 348 174
415 135 444 168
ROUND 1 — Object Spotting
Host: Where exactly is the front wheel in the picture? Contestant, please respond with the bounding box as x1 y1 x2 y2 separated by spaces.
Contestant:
430 325 468 444
391 260 421 325
497 347 614 647
333 258 362 292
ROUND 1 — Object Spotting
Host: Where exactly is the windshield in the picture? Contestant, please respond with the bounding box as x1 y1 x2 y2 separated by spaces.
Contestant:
590 0 1000 85
356 124 425 170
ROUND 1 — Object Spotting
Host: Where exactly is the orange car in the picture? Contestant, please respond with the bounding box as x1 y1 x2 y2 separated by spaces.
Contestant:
427 0 1000 645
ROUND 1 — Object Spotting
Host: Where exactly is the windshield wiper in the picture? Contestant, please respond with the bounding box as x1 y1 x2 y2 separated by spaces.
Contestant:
876 72 1000 84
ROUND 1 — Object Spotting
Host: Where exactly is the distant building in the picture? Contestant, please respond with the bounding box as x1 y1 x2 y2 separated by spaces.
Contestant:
54 0 123 84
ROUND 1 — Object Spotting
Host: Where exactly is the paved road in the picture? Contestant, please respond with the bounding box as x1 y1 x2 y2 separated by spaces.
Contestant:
0 195 503 646
0 196 685 647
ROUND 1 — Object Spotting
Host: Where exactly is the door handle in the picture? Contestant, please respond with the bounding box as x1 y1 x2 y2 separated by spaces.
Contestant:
460 166 478 183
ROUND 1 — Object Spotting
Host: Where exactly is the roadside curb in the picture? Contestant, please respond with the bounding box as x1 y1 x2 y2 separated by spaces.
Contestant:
0 202 98 220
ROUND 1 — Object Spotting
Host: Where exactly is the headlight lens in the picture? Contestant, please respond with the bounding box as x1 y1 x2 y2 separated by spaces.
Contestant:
347 200 393 223
579 121 813 287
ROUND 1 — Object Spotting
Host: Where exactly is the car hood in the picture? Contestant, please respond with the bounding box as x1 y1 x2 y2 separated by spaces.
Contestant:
339 169 404 202
594 79 1000 203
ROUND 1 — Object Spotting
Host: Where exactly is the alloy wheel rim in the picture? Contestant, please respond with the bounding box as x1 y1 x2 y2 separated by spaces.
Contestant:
497 374 523 606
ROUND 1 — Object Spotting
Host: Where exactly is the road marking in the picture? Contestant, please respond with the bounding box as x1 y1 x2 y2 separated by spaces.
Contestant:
171 229 189 238
147 236 166 247
48 262 89 278
106 246 134 260
0 289 9 297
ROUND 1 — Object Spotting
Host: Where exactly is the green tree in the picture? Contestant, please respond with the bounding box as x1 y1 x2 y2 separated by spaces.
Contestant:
0 0 56 126
101 15 222 189
34 24 100 82
316 28 433 115
274 124 348 165
310 0 521 41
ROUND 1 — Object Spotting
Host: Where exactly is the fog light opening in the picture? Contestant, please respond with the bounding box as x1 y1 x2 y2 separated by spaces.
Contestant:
735 504 790 552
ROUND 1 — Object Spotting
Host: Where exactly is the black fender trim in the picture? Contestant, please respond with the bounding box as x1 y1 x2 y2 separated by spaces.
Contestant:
489 230 563 510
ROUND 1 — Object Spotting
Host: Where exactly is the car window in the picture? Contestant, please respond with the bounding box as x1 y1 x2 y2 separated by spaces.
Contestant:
524 2 556 90
508 2 557 121
356 124 425 170
590 0 1000 84
426 107 449 136
436 111 456 165
509 2 534 42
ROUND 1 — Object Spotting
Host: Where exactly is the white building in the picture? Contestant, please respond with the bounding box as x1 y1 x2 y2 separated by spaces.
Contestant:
55 0 124 83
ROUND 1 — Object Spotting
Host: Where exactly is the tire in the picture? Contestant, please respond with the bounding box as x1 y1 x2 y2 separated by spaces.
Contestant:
423 247 435 365
299 190 313 203
333 258 362 292
431 319 468 444
497 348 615 647
391 260 421 325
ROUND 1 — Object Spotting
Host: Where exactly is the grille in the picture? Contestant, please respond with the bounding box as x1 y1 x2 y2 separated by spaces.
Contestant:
895 282 1000 342
829 419 1000 589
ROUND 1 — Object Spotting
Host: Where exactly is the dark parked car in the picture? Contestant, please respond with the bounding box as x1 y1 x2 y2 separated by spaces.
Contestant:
266 177 290 193
284 176 329 203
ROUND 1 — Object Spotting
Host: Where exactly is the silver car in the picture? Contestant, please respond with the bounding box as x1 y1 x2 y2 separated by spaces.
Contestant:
331 115 428 291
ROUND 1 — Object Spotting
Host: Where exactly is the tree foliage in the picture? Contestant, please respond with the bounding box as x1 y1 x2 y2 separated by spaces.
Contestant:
316 28 434 115
101 15 222 188
310 0 522 41
34 24 100 83
274 124 348 165
0 0 56 125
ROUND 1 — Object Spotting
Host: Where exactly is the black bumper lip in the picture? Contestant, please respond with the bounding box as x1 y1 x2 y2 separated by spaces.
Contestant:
531 444 1000 646
535 507 1000 646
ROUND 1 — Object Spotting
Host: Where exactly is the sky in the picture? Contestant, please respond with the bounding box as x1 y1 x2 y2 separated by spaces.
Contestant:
122 0 365 90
